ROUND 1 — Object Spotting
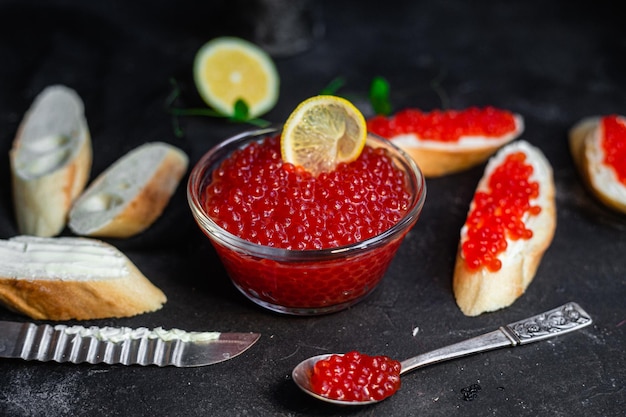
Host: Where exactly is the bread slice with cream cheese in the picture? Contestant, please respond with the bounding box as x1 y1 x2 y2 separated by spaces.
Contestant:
569 115 626 214
68 142 188 238
0 235 166 320
452 140 556 316
10 85 92 237
370 110 524 177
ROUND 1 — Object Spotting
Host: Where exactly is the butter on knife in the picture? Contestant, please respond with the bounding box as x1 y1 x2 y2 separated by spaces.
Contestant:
58 325 221 343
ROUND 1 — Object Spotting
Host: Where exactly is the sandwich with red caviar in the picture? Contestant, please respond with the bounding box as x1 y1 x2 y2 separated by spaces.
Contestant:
452 140 556 316
367 107 524 177
569 114 626 215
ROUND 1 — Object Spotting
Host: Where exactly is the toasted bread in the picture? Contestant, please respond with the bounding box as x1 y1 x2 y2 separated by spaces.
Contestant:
452 140 556 316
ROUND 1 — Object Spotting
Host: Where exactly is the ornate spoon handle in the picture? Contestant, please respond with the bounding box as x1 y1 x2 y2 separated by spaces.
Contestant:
400 302 592 374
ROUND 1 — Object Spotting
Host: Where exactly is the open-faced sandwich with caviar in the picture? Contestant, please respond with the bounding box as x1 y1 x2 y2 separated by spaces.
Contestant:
452 140 556 316
367 106 524 177
569 114 626 215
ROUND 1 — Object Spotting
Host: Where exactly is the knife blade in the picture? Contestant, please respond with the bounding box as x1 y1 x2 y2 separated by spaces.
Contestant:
0 321 260 367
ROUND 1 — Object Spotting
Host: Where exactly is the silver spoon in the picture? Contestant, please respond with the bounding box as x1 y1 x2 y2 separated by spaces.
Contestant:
292 302 592 406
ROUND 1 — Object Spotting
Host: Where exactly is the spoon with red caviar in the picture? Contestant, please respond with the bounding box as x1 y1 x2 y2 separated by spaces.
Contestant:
292 302 592 406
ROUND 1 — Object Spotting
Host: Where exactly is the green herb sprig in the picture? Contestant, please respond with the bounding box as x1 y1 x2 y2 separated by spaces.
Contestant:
166 78 270 137
368 76 392 116
319 76 392 117
320 77 346 95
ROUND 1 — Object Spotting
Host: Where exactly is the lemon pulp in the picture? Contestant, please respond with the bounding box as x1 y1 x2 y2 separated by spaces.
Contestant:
281 95 367 176
193 37 279 118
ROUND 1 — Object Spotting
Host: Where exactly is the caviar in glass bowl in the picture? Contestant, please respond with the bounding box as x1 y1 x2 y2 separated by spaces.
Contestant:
187 127 426 315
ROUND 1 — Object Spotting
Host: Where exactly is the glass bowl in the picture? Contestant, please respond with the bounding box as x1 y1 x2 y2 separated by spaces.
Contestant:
187 126 426 315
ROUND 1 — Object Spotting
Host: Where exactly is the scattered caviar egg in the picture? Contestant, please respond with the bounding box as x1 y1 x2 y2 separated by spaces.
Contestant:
600 115 626 185
462 151 541 272
367 106 517 141
310 351 402 402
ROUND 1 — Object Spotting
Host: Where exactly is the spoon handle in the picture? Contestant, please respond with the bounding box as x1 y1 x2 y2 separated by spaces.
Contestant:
400 302 592 375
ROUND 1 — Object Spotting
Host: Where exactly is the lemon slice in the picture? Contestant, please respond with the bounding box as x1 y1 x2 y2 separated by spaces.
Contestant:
281 95 367 176
193 37 279 118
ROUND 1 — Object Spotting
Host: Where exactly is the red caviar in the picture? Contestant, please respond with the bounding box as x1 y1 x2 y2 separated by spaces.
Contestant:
462 152 541 272
203 135 411 250
367 106 517 141
200 135 418 311
601 115 626 185
310 351 401 402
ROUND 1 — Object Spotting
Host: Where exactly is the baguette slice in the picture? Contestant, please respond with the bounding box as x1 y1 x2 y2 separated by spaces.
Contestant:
569 115 626 214
368 109 524 177
453 140 556 316
68 142 188 238
0 235 166 321
10 85 92 237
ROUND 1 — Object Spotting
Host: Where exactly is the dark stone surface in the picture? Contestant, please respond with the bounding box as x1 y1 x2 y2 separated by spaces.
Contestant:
0 1 624 416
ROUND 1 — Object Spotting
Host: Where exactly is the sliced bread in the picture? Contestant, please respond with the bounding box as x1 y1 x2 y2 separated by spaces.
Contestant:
368 108 524 177
10 85 92 237
0 235 166 320
452 140 556 316
569 115 626 214
68 142 188 238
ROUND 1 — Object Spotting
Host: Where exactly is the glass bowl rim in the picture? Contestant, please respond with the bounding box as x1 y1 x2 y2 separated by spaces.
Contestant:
187 125 427 261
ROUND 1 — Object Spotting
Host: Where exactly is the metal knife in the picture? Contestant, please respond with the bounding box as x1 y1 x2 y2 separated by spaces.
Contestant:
0 321 260 367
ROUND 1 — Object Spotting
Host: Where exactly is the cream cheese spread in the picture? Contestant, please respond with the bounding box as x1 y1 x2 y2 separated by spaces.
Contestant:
390 114 523 150
0 236 128 280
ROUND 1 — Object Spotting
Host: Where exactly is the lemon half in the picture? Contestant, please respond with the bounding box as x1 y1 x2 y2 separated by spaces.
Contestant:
193 37 279 118
281 95 367 176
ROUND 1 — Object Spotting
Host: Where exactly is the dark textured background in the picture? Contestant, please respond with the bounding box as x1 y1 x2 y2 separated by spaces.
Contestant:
0 1 624 416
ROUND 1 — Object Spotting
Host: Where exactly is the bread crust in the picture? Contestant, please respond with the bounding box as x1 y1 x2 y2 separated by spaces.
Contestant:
392 143 503 177
389 114 524 177
0 236 166 321
569 116 626 214
452 141 556 316
10 85 92 237
68 143 188 238
0 262 166 321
